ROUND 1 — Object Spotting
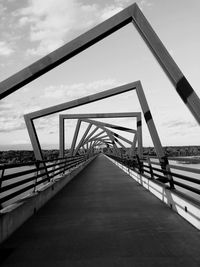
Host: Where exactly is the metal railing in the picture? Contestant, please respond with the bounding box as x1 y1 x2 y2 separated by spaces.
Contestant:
0 155 88 208
107 154 200 201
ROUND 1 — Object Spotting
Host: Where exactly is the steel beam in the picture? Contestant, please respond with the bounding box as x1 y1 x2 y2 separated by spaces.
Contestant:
136 82 164 158
59 116 65 157
60 112 141 119
80 118 136 134
73 123 92 156
25 82 138 120
69 119 81 156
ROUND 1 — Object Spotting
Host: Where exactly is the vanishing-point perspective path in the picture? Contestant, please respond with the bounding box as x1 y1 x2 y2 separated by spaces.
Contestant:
0 154 200 267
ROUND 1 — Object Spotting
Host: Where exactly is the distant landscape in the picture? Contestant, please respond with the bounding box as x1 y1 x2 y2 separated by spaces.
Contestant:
0 146 200 164
0 150 60 164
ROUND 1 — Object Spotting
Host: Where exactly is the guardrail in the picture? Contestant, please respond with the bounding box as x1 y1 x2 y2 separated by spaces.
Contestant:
0 155 88 208
106 154 200 201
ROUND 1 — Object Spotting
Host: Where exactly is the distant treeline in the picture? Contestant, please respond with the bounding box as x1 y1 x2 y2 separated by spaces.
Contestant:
143 146 200 157
0 146 200 164
0 150 60 164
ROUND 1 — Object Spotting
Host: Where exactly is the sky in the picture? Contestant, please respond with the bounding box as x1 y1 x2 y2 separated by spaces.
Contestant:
0 0 200 150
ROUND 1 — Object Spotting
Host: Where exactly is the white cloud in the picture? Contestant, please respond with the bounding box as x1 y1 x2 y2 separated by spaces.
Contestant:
114 0 153 10
0 101 13 111
0 3 6 16
101 6 123 21
18 0 99 56
138 0 153 10
114 0 133 5
18 16 29 27
18 0 150 56
11 139 30 145
42 79 118 100
43 86 66 99
0 119 25 132
0 41 14 56
23 105 41 114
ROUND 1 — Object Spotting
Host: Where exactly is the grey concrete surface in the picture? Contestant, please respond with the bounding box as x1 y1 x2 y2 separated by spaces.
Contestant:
0 154 200 266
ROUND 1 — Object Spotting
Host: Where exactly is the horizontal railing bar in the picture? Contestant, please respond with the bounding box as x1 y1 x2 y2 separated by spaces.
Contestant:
0 183 36 204
169 171 200 184
168 164 200 174
2 167 39 181
140 168 200 195
168 156 200 162
173 181 200 195
1 176 36 193
0 158 62 170
143 159 200 174
0 155 85 170
142 156 200 163
0 157 87 204
107 155 200 199
142 164 200 185
0 161 36 169
1 164 65 195
2 156 85 181
2 157 85 188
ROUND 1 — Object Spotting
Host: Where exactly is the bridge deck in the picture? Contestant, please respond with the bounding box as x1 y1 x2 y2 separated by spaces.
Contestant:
0 154 200 266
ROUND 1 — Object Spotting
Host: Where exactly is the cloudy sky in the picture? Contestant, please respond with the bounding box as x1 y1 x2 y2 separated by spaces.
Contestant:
0 0 200 150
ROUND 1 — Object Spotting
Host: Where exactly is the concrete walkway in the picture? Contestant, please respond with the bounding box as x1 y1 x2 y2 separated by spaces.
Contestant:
0 154 200 266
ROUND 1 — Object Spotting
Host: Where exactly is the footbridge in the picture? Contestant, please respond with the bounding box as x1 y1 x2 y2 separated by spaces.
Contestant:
0 154 200 266
0 2 200 266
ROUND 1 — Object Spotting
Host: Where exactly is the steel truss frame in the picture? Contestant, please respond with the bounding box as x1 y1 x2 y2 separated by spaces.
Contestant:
1 2 199 126
59 113 141 158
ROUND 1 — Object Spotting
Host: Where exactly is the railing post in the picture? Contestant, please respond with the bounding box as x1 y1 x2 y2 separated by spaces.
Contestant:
136 155 143 174
51 160 56 178
160 156 175 189
0 166 5 209
33 161 40 192
62 158 68 175
147 157 154 179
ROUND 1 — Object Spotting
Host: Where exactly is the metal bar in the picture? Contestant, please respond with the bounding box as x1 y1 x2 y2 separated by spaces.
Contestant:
83 122 122 156
136 82 164 158
130 133 137 157
147 157 154 179
24 116 43 161
73 123 92 156
0 168 5 208
132 4 200 125
25 82 138 120
81 118 136 133
85 130 105 143
82 119 134 146
60 112 141 119
111 132 133 145
169 164 200 174
173 181 200 195
114 137 126 149
1 157 81 181
59 116 65 157
81 126 99 146
0 5 133 99
137 114 143 158
70 119 81 156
